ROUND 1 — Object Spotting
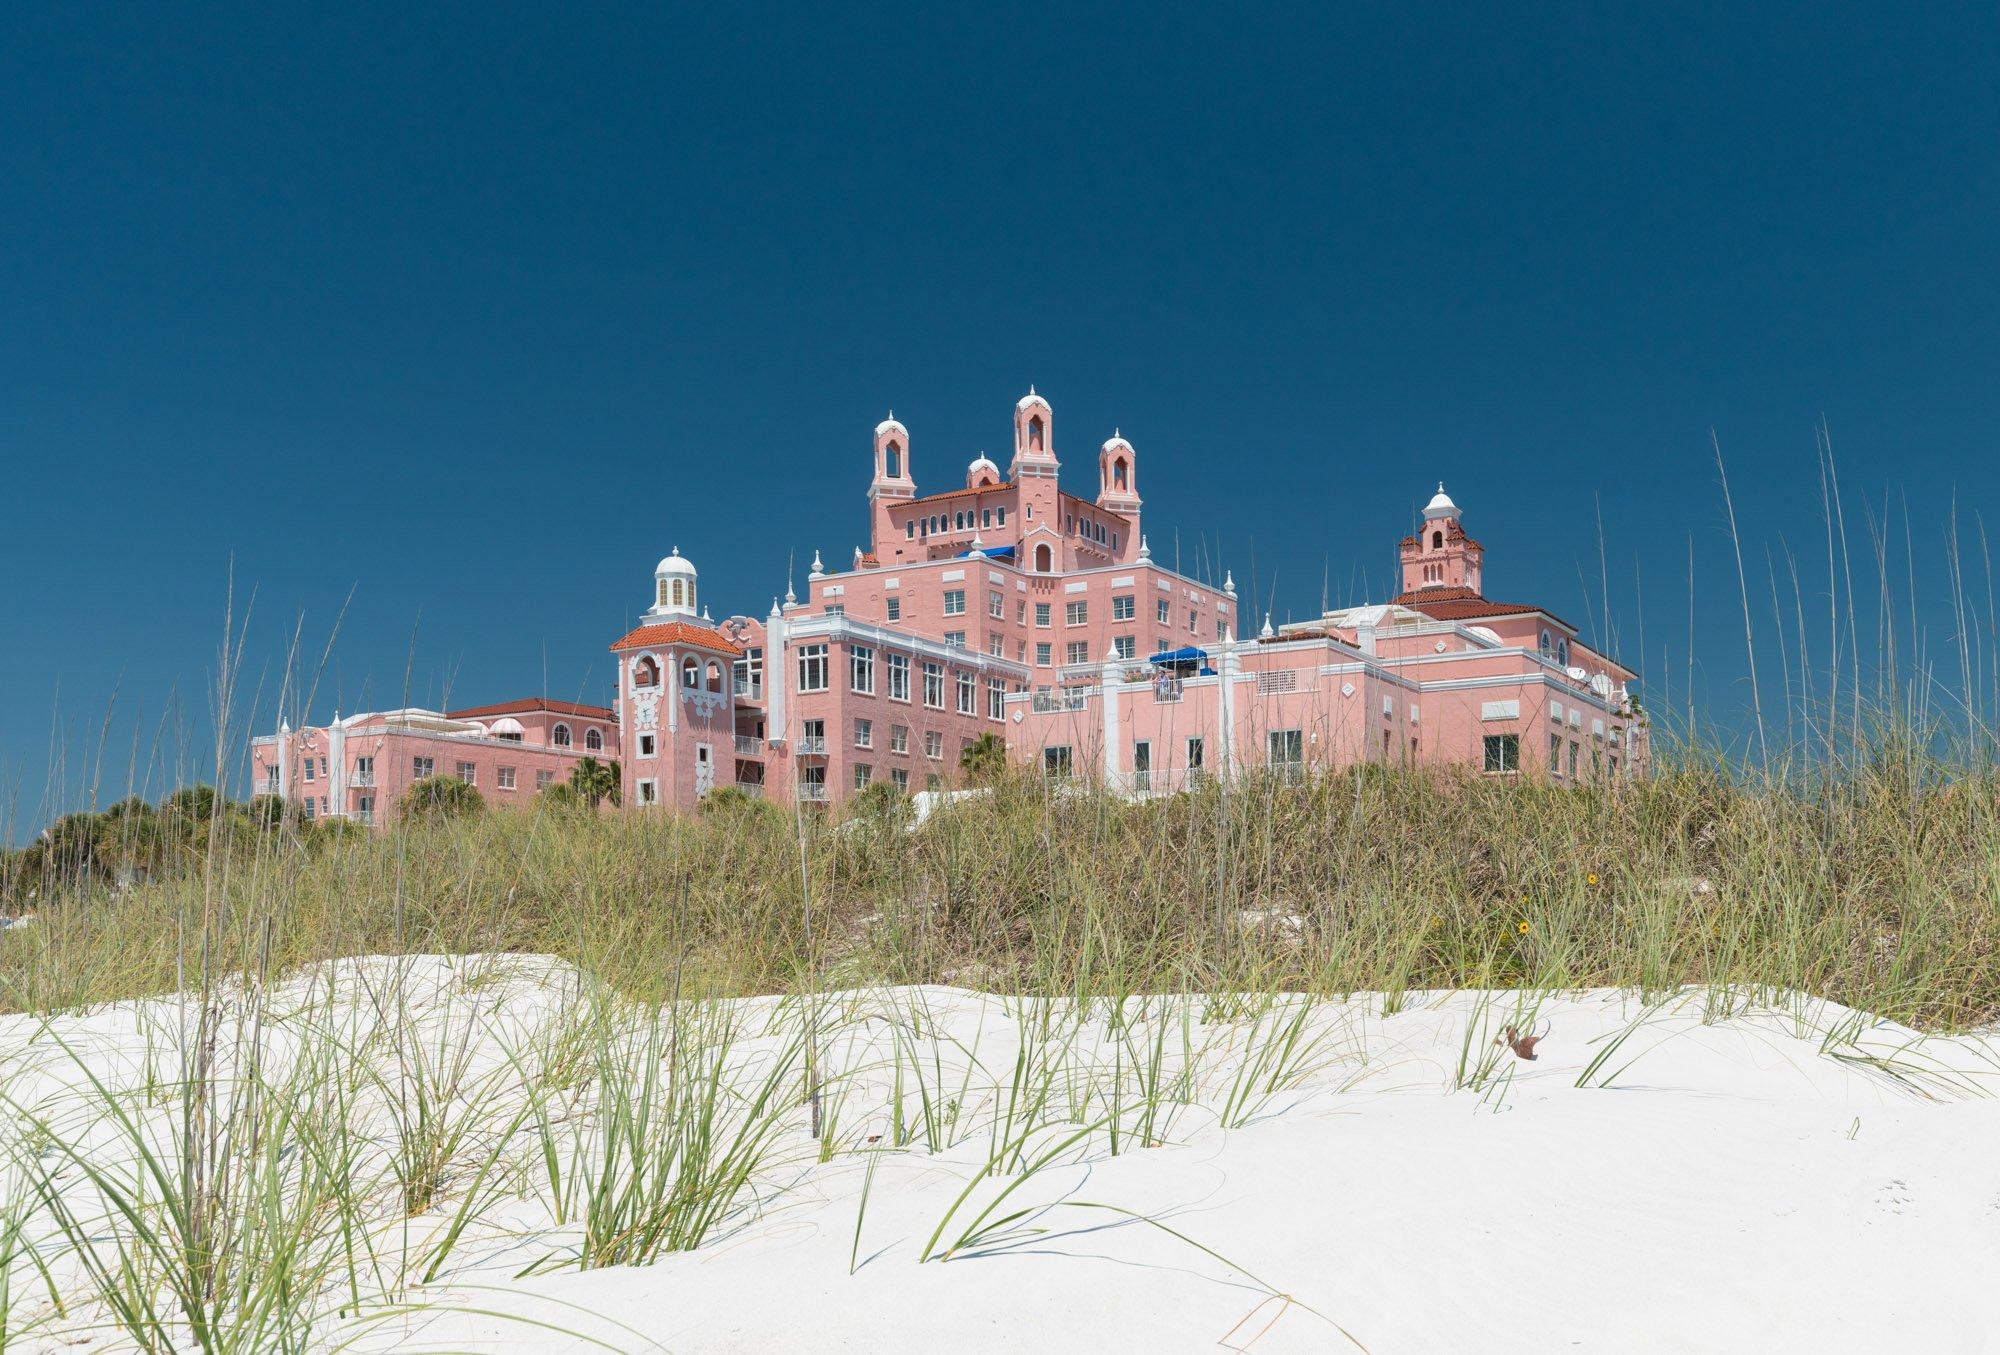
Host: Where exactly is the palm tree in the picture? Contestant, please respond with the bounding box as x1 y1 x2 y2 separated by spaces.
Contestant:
401 775 483 820
567 757 622 808
958 732 1007 785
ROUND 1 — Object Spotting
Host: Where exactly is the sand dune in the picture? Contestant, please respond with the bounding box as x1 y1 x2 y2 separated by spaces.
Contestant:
4 958 1996 1352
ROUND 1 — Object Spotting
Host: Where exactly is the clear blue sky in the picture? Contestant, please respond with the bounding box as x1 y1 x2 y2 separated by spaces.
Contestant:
4 4 1997 832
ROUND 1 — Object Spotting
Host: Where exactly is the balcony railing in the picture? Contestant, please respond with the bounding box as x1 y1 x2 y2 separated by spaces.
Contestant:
734 735 763 756
798 781 830 802
349 771 376 787
797 735 827 755
735 781 764 798
733 678 763 700
1032 690 1089 713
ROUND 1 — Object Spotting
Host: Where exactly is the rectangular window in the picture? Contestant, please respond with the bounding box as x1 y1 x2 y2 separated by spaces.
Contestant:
853 763 872 789
989 590 1004 618
1036 642 1052 667
923 662 945 708
1035 602 1052 628
497 766 517 790
799 765 827 801
982 508 992 529
987 678 1006 719
413 756 435 780
1043 746 1073 778
924 730 944 760
886 596 902 622
1133 740 1151 792
303 758 316 783
988 633 1006 657
1017 600 1027 624
1112 594 1135 621
638 779 658 804
851 645 876 694
1066 600 1088 626
823 603 844 615
855 718 873 748
891 767 909 790
1268 729 1303 767
798 643 829 692
1066 641 1089 665
888 652 910 701
944 630 966 647
1188 608 1199 633
1157 598 1170 624
639 732 657 757
943 589 966 616
1187 736 1205 785
357 794 374 823
456 761 477 785
303 797 316 820
1549 732 1564 774
1483 733 1521 774
1569 741 1580 777
927 772 943 790
1113 635 1136 659
1217 620 1228 642
536 769 554 790
956 671 976 715
354 755 374 782
801 718 826 753
890 724 910 754
734 646 764 699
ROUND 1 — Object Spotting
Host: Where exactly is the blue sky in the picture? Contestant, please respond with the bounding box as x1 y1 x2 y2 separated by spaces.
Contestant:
4 3 1997 832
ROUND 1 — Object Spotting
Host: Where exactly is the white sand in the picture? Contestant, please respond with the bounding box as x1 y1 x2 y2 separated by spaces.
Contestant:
4 957 1998 1353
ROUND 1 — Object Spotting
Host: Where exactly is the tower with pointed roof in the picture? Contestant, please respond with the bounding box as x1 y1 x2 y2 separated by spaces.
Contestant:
1398 483 1484 598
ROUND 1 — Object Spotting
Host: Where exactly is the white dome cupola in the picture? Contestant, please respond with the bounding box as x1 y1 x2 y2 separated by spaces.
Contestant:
1423 482 1460 521
651 547 699 617
967 453 1001 488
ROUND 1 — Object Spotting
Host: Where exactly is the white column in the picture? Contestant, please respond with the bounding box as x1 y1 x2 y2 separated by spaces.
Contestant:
328 716 346 817
1100 646 1122 792
1218 631 1240 783
765 604 787 741
667 649 680 733
276 721 291 799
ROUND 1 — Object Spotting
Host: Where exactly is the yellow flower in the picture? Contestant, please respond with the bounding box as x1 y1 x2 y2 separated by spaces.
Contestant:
1586 872 1600 886
1516 920 1530 935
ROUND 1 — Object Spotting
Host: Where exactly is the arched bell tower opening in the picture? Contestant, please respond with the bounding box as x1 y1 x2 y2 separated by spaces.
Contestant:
1398 484 1484 597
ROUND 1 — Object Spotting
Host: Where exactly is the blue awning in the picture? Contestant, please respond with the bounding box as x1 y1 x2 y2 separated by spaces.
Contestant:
1148 646 1209 666
960 545 1016 560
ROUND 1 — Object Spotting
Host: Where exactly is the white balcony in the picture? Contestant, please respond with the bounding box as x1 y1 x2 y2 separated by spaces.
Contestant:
797 735 828 755
798 781 830 802
734 735 764 756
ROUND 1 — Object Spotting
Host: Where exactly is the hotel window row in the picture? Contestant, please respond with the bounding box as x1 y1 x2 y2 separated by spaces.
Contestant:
909 506 1009 538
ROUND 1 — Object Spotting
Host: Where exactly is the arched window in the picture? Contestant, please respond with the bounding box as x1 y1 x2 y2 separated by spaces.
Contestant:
1034 543 1053 572
955 512 965 530
552 723 573 747
634 656 660 688
886 442 901 478
1029 415 1044 451
1431 530 1443 550
1557 639 1571 667
671 579 685 606
682 656 700 689
585 727 604 751
707 660 724 691
656 578 671 608
1114 458 1128 490
1539 630 1553 658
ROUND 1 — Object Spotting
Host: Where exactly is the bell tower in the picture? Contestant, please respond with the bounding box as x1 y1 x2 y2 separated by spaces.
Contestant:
1399 483 1484 595
869 413 914 559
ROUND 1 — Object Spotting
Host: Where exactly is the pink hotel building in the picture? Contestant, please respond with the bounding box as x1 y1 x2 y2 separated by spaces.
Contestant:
253 389 1645 823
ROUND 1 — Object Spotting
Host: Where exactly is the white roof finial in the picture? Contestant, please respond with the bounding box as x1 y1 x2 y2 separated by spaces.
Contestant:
1224 569 1236 598
784 581 797 606
1137 534 1151 561
1260 612 1275 640
1423 483 1461 521
808 549 825 579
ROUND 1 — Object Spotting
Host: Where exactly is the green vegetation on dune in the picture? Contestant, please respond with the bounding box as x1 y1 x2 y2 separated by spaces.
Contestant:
6 739 1998 1030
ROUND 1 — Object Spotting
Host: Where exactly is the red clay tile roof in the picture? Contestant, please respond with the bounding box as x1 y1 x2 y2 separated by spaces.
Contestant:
446 697 615 720
1395 590 1576 629
609 621 743 655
